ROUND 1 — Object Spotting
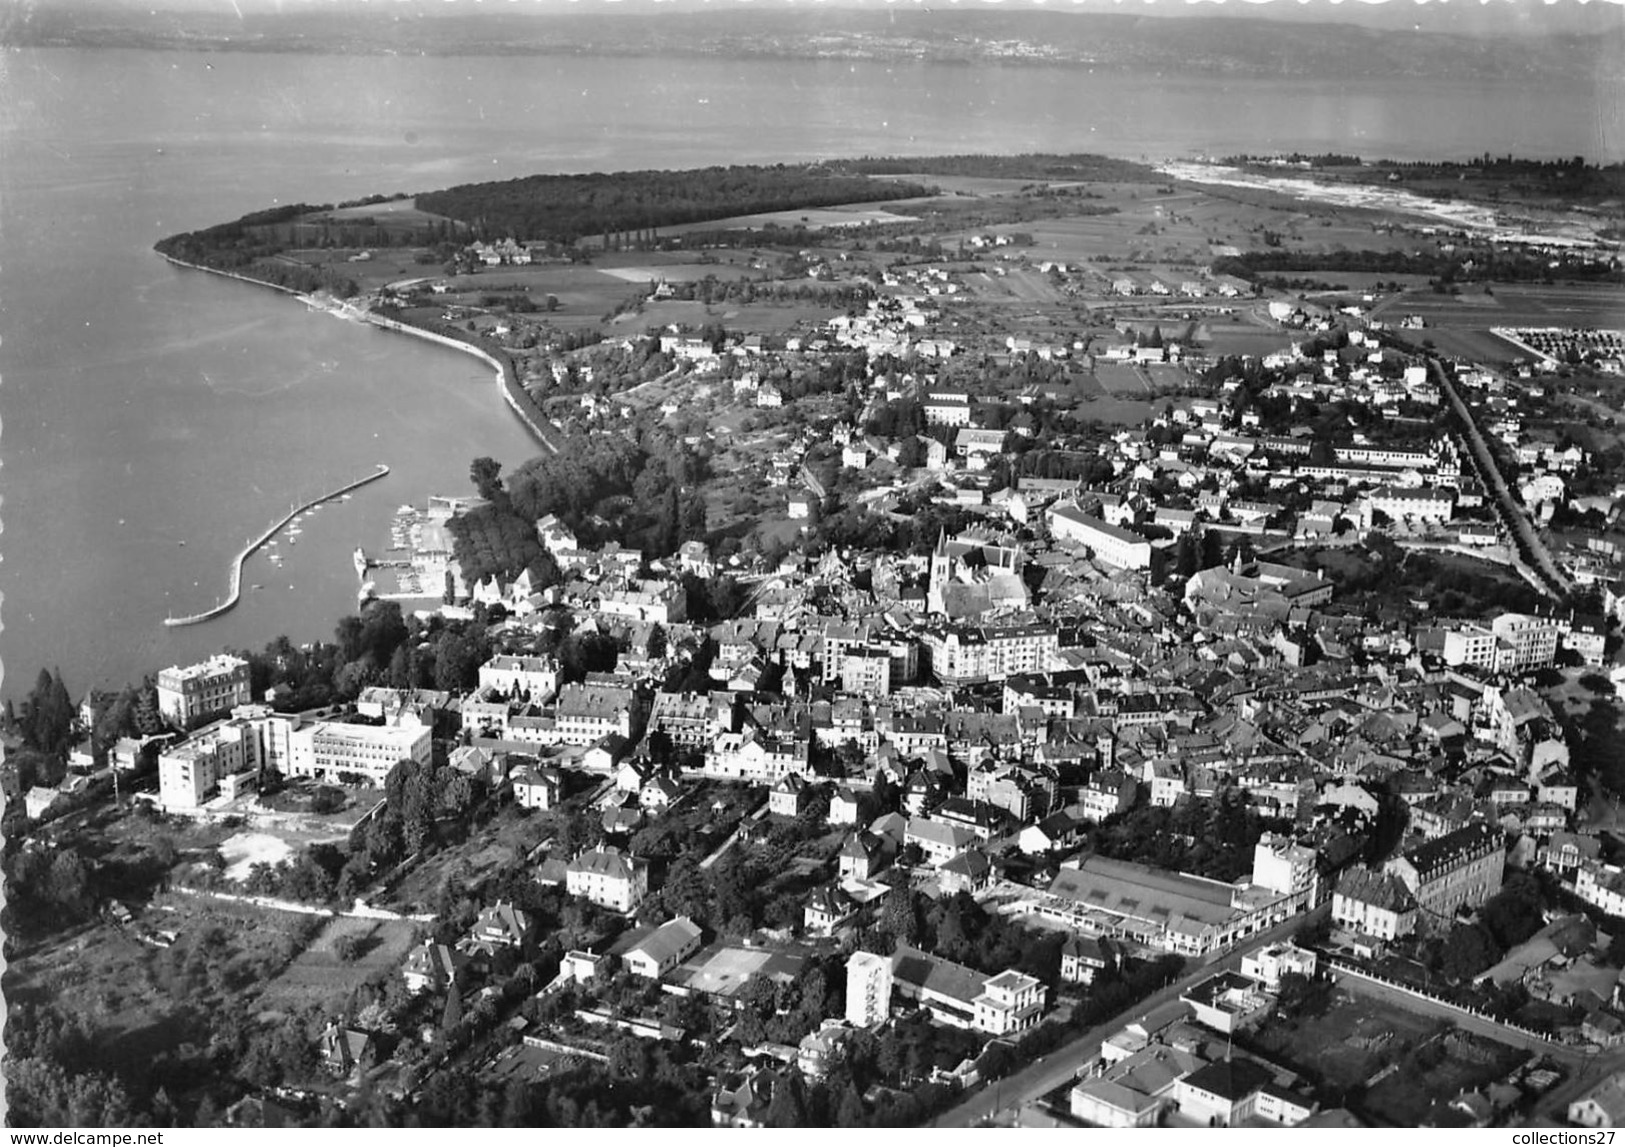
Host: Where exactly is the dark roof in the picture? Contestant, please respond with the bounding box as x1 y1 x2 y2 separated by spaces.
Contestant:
1334 866 1418 915
1182 1058 1274 1102
1397 822 1500 881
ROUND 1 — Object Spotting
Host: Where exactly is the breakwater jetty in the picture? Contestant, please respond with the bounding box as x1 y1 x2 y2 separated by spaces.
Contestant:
163 464 391 628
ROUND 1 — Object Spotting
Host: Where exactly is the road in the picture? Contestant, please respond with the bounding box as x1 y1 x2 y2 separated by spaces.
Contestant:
932 907 1326 1128
1432 357 1571 599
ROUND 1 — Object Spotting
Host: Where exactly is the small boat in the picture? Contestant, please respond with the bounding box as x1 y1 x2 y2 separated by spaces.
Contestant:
178 540 186 546
251 584 263 590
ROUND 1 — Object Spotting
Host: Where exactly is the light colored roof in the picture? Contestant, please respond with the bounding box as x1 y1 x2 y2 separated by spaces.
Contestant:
627 917 702 966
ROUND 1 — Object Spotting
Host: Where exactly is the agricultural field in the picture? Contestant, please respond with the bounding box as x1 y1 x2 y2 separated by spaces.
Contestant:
1421 329 1531 365
651 205 921 236
1373 283 1625 331
1069 395 1159 425
1092 364 1152 396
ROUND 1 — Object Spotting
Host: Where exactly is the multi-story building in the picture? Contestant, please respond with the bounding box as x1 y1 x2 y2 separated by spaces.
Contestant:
1574 861 1625 917
1384 822 1504 927
1367 484 1455 526
1251 834 1319 902
556 683 640 746
156 654 252 728
1490 612 1565 673
973 970 1046 1037
287 718 431 785
565 846 649 913
647 690 720 750
919 622 1058 687
1331 866 1419 941
156 704 297 810
1079 770 1137 822
845 950 893 1028
158 720 258 810
1046 504 1153 570
839 647 893 697
922 390 971 427
891 945 1047 1036
478 654 559 702
1239 942 1317 991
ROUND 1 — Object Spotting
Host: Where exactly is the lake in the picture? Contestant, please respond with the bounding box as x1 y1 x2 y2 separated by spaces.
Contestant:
0 46 1614 699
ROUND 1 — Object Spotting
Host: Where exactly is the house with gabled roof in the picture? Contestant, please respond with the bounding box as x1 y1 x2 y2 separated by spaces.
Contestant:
623 916 703 979
838 830 889 881
511 764 562 810
1061 935 1118 985
318 1023 378 1078
939 848 995 896
462 900 533 958
829 785 862 826
804 884 858 935
712 1067 779 1128
402 941 467 995
769 773 812 817
905 816 977 867
566 846 650 913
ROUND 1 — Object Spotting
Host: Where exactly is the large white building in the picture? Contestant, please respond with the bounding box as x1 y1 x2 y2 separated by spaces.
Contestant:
1331 866 1419 941
288 718 432 785
157 703 292 810
1443 613 1564 675
846 950 894 1028
1367 485 1455 526
565 846 649 913
156 654 253 728
556 683 639 746
1046 504 1153 571
478 654 559 702
919 622 1058 687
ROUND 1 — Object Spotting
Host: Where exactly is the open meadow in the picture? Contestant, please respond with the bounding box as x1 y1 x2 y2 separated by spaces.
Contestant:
255 914 422 1017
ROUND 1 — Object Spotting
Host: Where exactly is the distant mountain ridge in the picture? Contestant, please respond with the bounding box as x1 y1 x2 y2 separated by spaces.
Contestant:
7 3 1622 81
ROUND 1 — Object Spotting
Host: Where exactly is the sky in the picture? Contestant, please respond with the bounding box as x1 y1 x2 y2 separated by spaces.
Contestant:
49 0 1625 37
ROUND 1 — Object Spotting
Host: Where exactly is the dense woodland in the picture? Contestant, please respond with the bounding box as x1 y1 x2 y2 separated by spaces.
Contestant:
416 167 932 245
1215 246 1623 286
837 153 1168 184
448 427 710 586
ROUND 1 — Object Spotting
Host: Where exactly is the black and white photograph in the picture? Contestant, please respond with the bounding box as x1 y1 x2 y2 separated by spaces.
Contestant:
1 0 1623 1131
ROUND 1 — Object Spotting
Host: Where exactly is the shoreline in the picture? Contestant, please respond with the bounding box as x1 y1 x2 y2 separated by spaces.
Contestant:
161 253 562 455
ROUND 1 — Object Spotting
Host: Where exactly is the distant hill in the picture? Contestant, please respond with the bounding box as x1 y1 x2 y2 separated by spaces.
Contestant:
8 3 1623 82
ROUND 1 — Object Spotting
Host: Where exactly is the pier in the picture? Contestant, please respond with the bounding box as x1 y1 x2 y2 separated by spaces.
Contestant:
164 464 391 628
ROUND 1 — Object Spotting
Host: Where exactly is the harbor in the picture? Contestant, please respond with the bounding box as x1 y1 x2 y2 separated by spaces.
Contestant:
163 464 392 628
351 497 471 603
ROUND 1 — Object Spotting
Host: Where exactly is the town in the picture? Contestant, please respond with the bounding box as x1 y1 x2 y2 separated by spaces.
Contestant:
7 151 1625 1130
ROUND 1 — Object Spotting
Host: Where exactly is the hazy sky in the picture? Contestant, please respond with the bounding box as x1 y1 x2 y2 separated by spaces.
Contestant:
57 0 1625 37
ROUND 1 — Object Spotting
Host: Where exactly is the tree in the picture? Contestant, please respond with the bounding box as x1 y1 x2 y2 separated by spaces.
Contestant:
24 668 76 759
1438 922 1499 982
442 988 465 1032
470 457 505 503
1174 532 1198 580
766 1071 807 1128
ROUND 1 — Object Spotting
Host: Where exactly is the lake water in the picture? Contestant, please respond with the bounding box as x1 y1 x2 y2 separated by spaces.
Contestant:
0 47 1615 700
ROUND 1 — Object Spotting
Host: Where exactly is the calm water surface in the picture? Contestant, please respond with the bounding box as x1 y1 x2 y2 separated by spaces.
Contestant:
0 47 1615 699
